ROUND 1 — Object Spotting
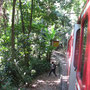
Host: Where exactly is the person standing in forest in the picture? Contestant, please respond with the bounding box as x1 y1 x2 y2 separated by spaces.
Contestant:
49 62 57 77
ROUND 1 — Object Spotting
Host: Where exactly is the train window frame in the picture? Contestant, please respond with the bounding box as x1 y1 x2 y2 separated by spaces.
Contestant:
80 18 88 80
74 29 80 69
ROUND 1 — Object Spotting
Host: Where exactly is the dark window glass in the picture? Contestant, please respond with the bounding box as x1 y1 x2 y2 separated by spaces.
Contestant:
80 20 88 79
74 30 80 68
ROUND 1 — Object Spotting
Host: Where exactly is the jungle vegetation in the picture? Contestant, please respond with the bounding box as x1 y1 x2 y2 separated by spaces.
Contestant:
0 0 86 89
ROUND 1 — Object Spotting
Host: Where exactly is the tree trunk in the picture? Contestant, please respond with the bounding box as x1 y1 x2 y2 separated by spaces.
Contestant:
23 0 34 67
46 40 52 62
29 0 33 34
19 0 25 34
3 8 7 35
19 0 30 67
11 0 16 61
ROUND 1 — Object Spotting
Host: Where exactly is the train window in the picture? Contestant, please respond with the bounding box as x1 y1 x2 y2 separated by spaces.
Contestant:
80 20 88 79
74 30 80 69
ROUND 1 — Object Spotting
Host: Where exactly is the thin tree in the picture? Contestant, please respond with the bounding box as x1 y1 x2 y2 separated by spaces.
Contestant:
19 0 29 66
0 0 3 17
23 0 34 67
11 0 16 61
3 8 8 35
19 0 25 34
29 0 33 34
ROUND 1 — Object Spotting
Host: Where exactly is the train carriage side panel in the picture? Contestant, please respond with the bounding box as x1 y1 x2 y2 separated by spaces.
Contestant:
75 1 90 90
68 24 80 90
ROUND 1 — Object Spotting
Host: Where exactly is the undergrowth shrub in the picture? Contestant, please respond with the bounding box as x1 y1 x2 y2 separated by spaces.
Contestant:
30 57 50 77
0 56 50 89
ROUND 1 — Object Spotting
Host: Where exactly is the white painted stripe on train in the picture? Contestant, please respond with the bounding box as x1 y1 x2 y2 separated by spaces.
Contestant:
76 79 80 90
81 1 90 18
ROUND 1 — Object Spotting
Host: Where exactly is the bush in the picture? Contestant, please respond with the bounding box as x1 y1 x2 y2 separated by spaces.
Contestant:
1 78 18 90
0 56 50 89
30 58 50 77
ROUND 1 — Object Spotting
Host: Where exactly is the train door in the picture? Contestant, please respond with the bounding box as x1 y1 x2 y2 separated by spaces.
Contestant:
75 18 89 90
68 24 80 90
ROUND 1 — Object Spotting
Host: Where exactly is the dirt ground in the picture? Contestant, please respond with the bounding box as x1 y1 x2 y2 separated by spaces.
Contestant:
25 50 68 90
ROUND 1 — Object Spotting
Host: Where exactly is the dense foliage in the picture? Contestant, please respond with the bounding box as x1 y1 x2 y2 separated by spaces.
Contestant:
0 0 86 89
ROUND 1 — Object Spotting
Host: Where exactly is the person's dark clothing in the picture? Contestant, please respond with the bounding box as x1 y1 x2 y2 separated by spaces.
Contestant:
49 63 57 76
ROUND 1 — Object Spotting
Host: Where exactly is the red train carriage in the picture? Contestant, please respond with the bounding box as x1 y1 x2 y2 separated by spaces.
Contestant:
67 0 90 90
67 24 80 90
76 0 90 90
